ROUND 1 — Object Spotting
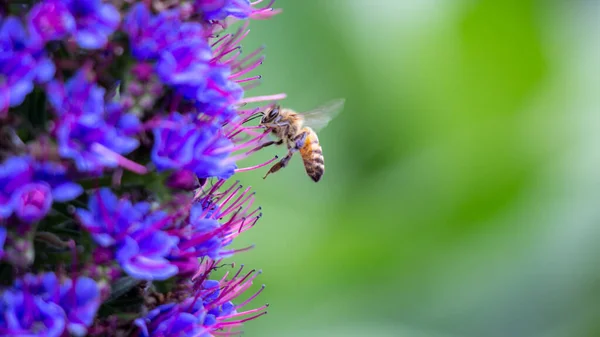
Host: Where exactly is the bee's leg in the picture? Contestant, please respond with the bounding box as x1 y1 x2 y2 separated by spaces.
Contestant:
263 150 295 179
292 131 309 149
252 139 284 152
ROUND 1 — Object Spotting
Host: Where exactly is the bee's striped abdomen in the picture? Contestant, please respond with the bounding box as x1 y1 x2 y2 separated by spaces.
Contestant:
299 127 325 182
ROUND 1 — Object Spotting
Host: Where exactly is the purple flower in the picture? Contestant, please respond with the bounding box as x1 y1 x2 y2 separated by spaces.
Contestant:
179 204 224 259
124 4 187 61
167 181 260 275
0 273 101 337
155 40 212 89
135 301 208 337
48 70 141 172
58 276 102 336
123 3 242 115
27 1 76 46
135 264 265 337
11 183 53 224
76 188 179 280
195 65 244 117
0 156 82 223
27 0 119 50
63 0 121 49
0 16 55 82
151 112 236 179
46 69 106 117
195 0 253 21
0 17 50 116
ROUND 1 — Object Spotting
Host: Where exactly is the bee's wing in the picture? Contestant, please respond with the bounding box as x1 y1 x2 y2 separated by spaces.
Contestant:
300 98 345 132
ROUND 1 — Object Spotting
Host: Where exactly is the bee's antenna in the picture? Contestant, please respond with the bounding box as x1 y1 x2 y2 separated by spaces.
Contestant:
243 113 263 123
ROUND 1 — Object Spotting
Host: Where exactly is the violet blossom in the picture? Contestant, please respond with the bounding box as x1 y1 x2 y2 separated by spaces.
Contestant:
0 0 283 335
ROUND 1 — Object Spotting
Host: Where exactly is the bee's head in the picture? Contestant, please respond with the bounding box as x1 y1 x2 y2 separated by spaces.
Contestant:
261 105 280 124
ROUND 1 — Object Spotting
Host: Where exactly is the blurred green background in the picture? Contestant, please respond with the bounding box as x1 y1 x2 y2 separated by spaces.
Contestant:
227 1 600 336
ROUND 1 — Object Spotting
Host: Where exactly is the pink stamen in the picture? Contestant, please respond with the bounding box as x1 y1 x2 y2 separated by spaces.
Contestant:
221 196 255 221
238 93 286 104
235 285 265 310
199 181 240 218
225 132 269 154
211 33 231 48
241 81 262 91
214 186 244 216
222 50 244 65
231 46 265 70
220 189 253 217
213 330 244 337
234 155 278 173
215 45 241 61
218 312 268 326
223 304 268 320
228 203 259 229
231 265 245 280
251 8 282 20
195 179 227 202
238 125 262 131
220 244 255 256
219 270 259 301
227 28 251 53
191 259 217 282
229 126 265 139
237 216 261 234
229 56 264 79
91 143 148 174
235 75 261 84
219 270 232 284
214 22 249 54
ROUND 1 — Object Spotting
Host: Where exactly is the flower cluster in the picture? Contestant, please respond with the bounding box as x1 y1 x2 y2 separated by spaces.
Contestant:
0 272 102 337
0 0 282 335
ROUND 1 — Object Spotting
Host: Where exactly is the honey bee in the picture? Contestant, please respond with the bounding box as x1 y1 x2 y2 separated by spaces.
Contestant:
254 98 345 182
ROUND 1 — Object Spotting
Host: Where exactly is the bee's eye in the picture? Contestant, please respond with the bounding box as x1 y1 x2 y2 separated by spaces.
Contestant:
269 107 279 119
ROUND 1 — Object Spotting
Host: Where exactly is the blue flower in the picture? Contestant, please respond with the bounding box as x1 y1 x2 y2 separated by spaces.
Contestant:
134 264 265 337
0 273 101 337
27 0 119 50
124 4 187 61
48 70 141 172
0 16 55 83
0 286 66 337
151 112 236 179
0 16 53 116
27 0 76 46
63 0 121 49
76 188 179 281
10 182 53 224
167 180 261 274
0 156 82 223
46 69 106 117
195 0 253 21
58 276 102 336
135 301 209 337
180 204 224 259
156 39 212 89
195 65 244 117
